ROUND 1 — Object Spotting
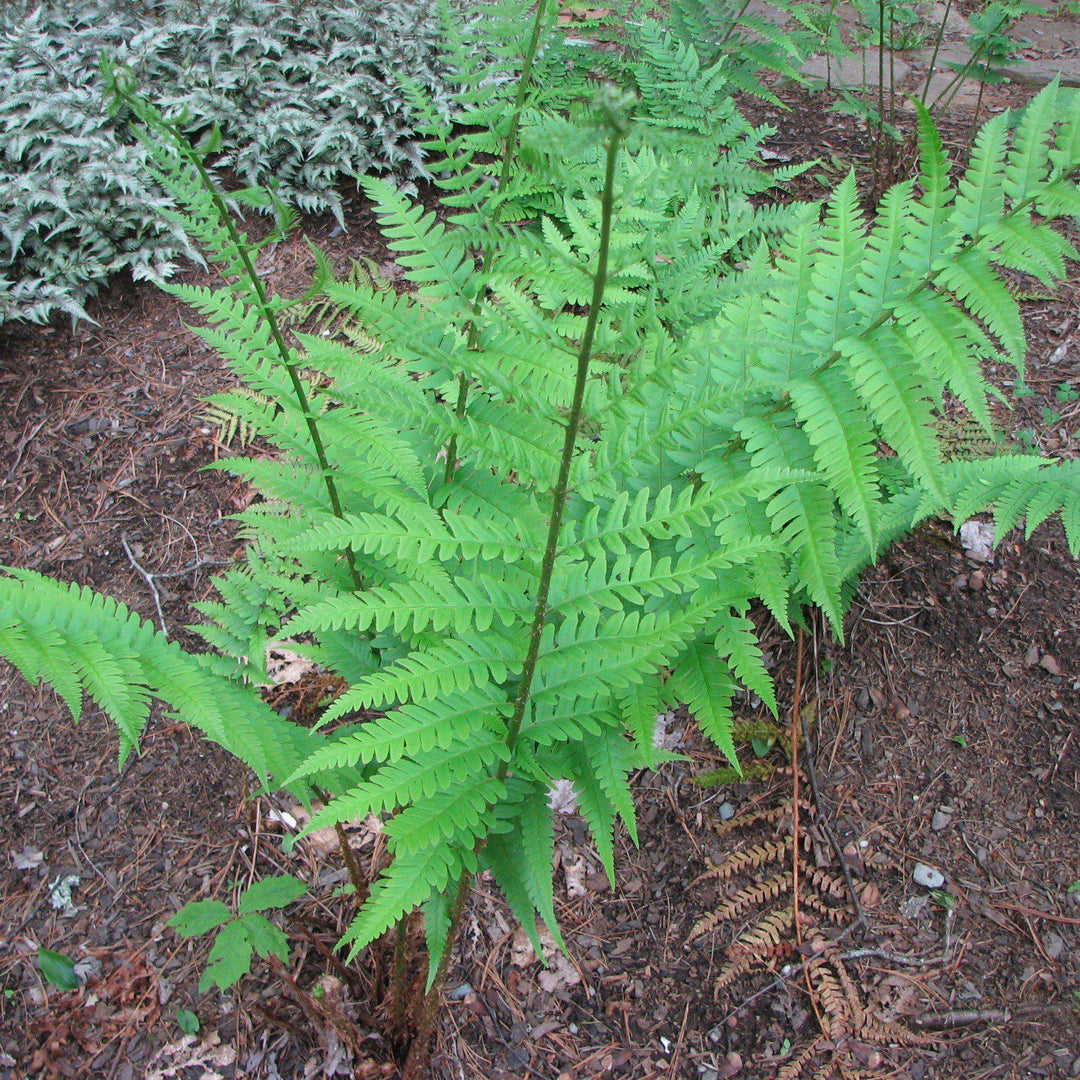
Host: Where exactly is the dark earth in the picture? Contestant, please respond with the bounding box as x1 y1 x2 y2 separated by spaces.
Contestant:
1 47 1078 1080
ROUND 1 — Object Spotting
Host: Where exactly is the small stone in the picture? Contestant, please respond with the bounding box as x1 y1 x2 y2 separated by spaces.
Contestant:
717 1053 743 1079
1045 932 1066 960
931 808 954 831
913 863 945 889
1025 642 1041 667
707 1025 723 1045
700 1071 720 1080
719 802 735 821
960 520 995 562
1071 1055 1080 1077
968 569 985 590
1040 654 1063 676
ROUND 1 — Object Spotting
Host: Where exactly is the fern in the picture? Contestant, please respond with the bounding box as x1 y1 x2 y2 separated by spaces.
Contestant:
1 15 1080 1066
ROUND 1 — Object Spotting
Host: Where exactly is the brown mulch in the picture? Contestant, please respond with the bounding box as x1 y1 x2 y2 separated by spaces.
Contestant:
2 76 1079 1080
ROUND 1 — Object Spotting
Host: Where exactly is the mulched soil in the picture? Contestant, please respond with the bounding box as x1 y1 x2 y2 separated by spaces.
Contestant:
1 71 1079 1080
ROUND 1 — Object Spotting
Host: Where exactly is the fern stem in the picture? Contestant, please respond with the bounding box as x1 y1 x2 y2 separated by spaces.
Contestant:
707 0 754 67
443 0 552 486
333 821 368 905
403 123 624 1079
389 914 411 1036
184 155 362 589
118 90 364 592
499 125 623 765
920 0 953 106
400 870 472 1080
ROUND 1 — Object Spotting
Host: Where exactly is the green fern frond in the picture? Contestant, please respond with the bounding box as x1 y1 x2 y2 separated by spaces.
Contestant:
671 638 740 767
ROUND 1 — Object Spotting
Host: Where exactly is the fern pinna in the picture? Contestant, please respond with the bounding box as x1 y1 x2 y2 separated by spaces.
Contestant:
2 8 1080 1059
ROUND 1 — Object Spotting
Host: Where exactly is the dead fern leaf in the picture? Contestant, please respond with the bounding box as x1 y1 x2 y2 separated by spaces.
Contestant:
832 955 866 1029
729 904 796 957
809 960 854 1041
801 889 849 924
775 1035 826 1080
713 935 793 995
696 837 792 885
711 799 811 839
805 865 848 899
860 1014 940 1048
691 871 794 941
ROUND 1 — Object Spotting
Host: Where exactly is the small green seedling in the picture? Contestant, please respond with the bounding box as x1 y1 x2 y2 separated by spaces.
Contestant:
169 875 306 993
930 888 957 910
36 949 81 991
1067 881 1080 895
752 734 777 758
176 1009 200 1034
951 734 968 749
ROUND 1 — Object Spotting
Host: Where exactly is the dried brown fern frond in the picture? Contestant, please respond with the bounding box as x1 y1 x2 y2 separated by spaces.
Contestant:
832 954 866 1029
711 799 812 839
935 412 1002 460
805 865 849 900
713 934 794 995
809 959 855 1040
776 1036 826 1080
713 904 799 994
801 890 851 925
691 870 793 939
860 1013 940 1049
695 836 793 885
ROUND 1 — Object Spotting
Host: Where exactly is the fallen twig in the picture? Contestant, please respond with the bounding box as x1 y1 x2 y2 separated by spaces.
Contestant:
800 696 869 938
911 1002 1075 1030
121 535 168 638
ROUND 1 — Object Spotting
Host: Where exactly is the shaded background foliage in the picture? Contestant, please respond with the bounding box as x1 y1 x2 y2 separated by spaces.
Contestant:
0 0 460 326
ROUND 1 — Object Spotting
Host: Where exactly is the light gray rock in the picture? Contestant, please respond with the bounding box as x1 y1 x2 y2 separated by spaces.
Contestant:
719 802 736 821
801 50 910 88
931 808 954 831
913 862 945 889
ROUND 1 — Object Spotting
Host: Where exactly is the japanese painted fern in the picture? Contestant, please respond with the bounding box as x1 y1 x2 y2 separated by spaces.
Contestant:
2 28 1080 1018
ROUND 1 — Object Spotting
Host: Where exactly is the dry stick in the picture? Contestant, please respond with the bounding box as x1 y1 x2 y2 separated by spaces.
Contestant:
800 686 869 937
121 535 168 638
911 1002 1075 1031
401 122 625 1080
